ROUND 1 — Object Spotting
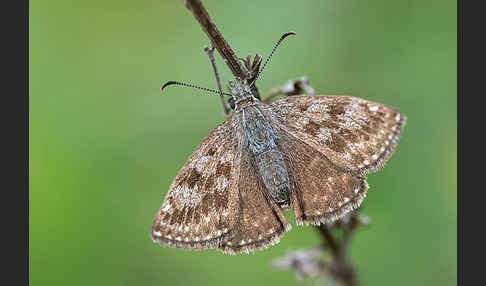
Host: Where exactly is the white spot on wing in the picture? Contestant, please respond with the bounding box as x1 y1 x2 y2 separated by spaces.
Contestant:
162 204 171 212
369 105 379 111
317 128 331 141
216 176 229 191
219 153 233 163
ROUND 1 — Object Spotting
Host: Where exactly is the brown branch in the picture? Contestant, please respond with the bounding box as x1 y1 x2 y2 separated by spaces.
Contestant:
272 211 367 286
184 0 247 80
314 212 364 286
317 225 342 260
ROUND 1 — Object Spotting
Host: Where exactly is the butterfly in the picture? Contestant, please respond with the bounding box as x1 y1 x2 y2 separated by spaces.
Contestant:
151 32 406 254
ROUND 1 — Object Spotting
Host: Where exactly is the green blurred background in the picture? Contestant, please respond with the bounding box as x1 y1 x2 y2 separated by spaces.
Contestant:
30 0 456 285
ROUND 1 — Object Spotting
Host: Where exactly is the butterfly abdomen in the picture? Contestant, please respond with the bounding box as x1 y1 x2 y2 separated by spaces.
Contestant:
255 149 291 207
241 105 291 207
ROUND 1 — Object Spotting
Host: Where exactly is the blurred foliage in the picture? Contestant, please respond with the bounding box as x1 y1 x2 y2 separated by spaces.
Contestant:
30 0 456 285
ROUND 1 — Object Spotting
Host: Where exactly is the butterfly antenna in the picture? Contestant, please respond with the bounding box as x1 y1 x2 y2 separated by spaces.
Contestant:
250 31 296 87
160 81 232 96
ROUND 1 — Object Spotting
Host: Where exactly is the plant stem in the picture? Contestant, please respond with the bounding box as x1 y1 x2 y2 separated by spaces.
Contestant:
184 0 247 79
316 219 359 286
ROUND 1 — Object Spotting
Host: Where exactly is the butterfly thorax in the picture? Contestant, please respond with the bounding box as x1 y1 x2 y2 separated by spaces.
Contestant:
228 79 258 111
234 87 291 209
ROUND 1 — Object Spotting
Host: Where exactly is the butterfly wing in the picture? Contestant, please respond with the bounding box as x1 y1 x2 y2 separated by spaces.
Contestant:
269 95 406 174
151 118 241 250
276 127 368 225
219 143 291 254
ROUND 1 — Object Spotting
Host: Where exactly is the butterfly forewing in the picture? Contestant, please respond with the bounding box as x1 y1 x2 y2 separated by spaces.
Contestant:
151 118 240 249
270 95 407 174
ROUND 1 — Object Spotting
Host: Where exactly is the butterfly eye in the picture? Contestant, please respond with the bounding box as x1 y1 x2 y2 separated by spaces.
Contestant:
228 97 236 110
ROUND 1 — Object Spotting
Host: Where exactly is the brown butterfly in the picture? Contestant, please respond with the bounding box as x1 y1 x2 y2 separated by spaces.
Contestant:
151 32 406 254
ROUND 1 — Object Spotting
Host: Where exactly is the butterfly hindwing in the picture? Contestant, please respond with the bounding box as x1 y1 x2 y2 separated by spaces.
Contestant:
151 118 240 249
270 95 406 174
220 145 291 254
276 128 368 226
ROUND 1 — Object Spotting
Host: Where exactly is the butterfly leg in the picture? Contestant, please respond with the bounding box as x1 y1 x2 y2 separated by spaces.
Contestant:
204 46 231 115
262 76 316 103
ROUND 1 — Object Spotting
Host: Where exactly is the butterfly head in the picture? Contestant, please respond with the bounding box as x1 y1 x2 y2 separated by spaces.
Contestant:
228 79 256 110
